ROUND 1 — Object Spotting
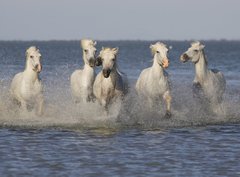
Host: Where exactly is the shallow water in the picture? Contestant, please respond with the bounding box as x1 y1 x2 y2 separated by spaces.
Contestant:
0 41 240 176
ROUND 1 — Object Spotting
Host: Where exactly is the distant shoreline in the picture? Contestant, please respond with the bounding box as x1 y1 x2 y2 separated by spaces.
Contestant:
0 39 240 42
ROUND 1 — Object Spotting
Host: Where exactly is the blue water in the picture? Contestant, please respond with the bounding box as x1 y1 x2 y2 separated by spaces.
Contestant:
0 41 240 176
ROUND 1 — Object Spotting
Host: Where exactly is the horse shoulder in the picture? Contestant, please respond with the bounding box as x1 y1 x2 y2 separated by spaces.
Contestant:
71 70 82 81
10 72 23 93
136 68 150 87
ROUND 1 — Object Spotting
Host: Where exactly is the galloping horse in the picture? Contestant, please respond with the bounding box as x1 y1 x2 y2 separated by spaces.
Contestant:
180 41 226 114
93 47 127 114
70 39 97 103
136 42 172 118
10 46 44 115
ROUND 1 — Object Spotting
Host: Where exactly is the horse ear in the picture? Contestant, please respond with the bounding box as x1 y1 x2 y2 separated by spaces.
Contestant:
94 41 97 46
112 47 119 54
102 47 105 51
199 44 205 50
150 44 155 55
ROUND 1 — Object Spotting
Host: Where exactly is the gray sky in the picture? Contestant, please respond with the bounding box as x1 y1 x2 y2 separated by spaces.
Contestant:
0 0 239 40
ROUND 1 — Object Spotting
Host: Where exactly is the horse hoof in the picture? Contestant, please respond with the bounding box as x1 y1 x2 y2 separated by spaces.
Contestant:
164 111 171 119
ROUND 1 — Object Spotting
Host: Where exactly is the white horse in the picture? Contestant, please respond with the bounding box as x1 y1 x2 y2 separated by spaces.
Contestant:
180 41 226 114
93 47 127 113
10 46 44 115
136 42 172 118
70 39 97 103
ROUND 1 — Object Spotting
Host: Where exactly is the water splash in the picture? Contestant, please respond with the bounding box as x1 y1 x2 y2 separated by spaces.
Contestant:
0 78 239 130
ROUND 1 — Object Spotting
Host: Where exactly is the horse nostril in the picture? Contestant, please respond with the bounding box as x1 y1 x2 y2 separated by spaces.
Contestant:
183 54 189 59
181 53 189 62
89 58 95 67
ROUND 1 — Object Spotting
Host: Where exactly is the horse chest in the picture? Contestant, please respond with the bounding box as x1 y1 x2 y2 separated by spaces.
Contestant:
80 70 94 88
101 78 115 97
21 80 41 99
147 76 168 96
81 75 94 88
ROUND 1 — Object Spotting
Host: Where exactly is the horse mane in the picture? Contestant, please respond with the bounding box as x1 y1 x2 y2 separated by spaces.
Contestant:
81 39 96 49
25 46 39 57
201 50 208 66
150 42 168 56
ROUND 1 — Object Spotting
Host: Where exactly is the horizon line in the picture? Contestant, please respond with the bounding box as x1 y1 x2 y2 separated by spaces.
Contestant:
0 39 240 42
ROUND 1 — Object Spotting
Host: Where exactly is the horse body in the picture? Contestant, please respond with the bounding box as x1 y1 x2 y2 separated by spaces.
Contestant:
136 42 172 118
70 39 97 102
180 41 226 114
71 64 95 102
93 47 127 112
10 46 44 115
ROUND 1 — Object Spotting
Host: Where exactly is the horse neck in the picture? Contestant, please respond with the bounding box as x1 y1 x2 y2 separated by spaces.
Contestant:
109 64 119 83
194 50 208 83
81 52 94 73
83 63 94 73
24 58 38 81
82 51 89 64
152 55 164 76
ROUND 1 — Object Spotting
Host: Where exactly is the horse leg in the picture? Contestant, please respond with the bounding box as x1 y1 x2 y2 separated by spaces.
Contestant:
36 94 44 116
163 91 172 118
192 82 203 99
100 98 109 115
20 100 28 112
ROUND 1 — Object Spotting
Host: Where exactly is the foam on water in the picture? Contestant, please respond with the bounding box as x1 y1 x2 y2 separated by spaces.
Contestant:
0 78 239 130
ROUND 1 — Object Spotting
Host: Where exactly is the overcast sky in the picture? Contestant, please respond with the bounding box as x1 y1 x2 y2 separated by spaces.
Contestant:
0 0 239 40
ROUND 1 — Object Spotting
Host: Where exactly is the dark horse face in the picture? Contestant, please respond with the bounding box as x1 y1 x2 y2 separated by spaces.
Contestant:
97 47 119 78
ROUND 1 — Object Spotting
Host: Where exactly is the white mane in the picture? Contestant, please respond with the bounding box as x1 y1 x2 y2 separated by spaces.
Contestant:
81 39 97 49
150 42 168 55
25 46 40 56
190 41 205 50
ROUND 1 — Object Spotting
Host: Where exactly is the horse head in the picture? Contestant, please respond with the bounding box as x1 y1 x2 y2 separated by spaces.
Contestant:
81 39 97 67
26 46 42 73
150 42 170 68
180 41 205 64
97 47 119 78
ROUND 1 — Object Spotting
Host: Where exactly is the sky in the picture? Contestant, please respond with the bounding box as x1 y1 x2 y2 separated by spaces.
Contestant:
0 0 239 41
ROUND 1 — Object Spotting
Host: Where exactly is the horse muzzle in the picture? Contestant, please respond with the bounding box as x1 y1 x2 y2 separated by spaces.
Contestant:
162 58 169 68
89 58 95 67
180 54 189 63
33 64 42 73
103 69 111 78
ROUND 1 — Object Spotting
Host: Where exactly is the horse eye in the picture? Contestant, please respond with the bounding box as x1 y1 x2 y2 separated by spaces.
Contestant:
30 55 34 58
194 50 198 52
156 51 160 53
84 49 88 53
